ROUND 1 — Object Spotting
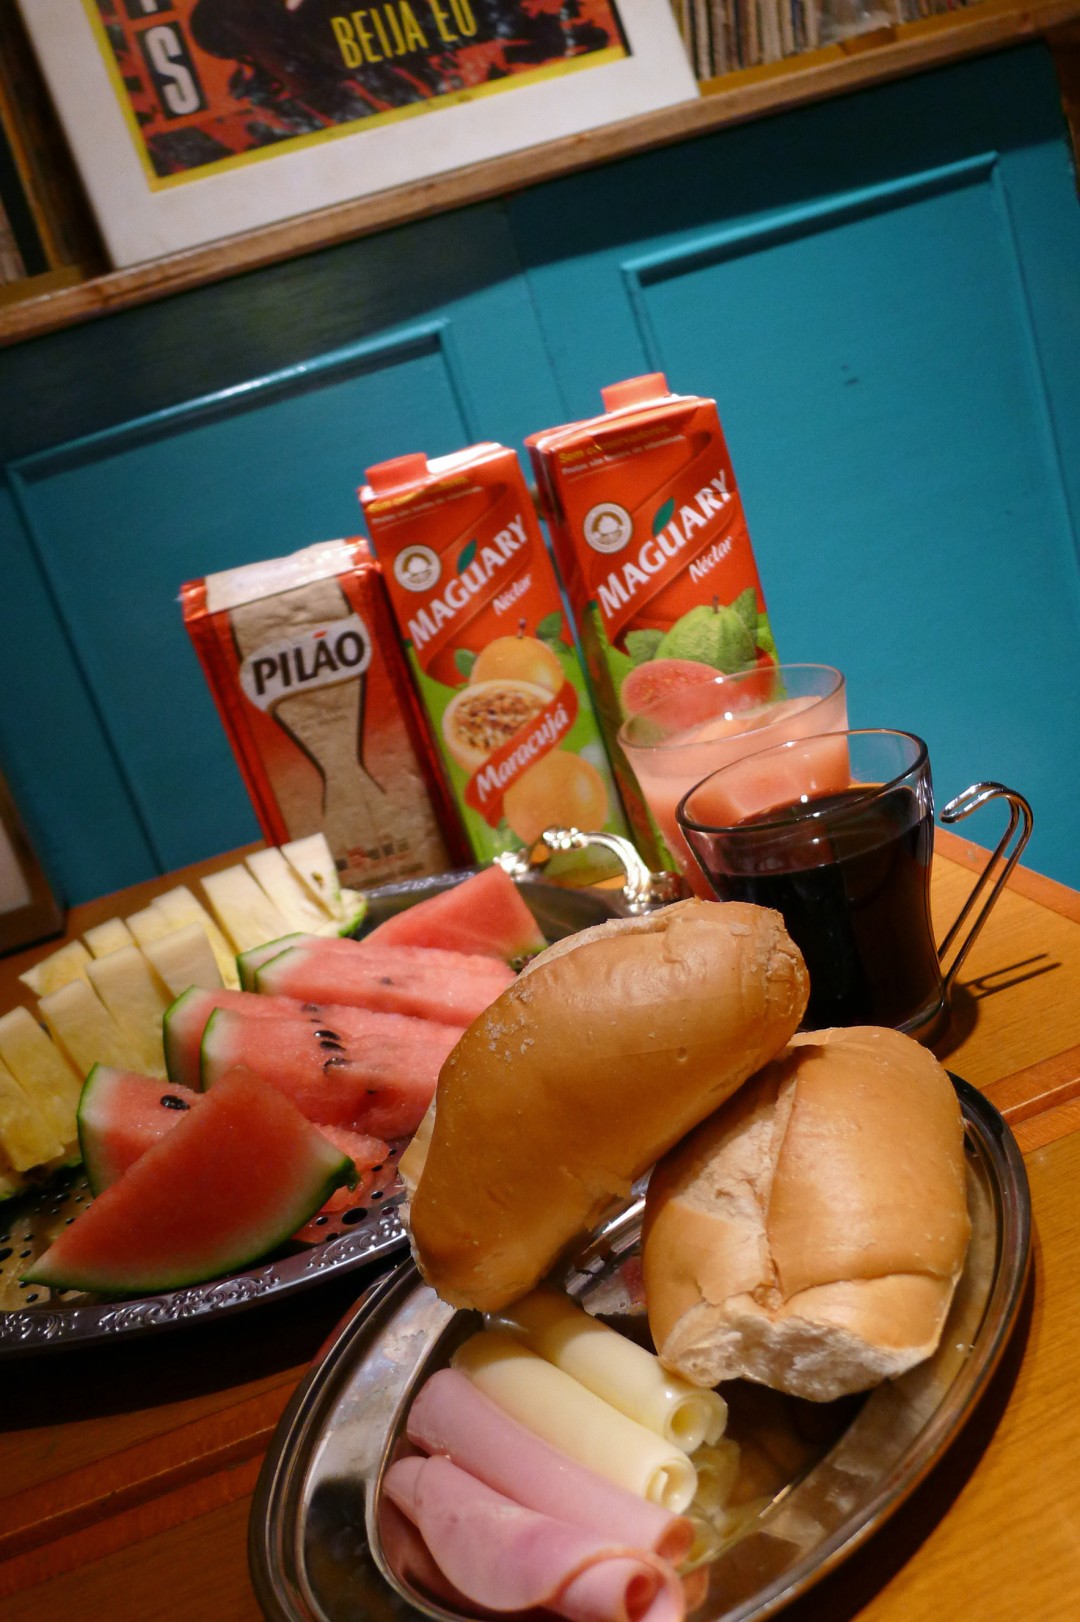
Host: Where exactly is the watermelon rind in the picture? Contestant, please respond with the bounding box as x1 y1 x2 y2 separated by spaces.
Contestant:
236 933 309 991
162 985 216 1089
22 1073 358 1296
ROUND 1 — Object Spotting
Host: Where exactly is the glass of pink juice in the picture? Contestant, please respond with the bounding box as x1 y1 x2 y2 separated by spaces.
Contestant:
617 665 847 897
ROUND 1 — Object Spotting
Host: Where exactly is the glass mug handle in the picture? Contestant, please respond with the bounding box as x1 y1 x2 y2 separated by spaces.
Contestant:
937 782 1034 992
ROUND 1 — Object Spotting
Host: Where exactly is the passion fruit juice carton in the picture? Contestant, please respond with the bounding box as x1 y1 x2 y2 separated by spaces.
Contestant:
359 445 628 865
526 373 777 864
181 538 466 889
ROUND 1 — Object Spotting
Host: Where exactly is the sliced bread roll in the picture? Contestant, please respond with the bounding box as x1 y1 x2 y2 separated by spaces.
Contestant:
406 899 809 1312
642 1026 971 1401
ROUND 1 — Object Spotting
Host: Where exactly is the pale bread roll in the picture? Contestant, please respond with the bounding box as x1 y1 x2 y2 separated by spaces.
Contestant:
642 1026 971 1401
406 899 809 1311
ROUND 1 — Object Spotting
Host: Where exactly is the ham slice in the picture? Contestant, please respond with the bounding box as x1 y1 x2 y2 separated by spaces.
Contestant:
384 1454 685 1622
407 1368 693 1565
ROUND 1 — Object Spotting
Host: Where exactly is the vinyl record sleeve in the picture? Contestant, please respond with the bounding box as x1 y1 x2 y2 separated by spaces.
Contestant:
17 0 697 266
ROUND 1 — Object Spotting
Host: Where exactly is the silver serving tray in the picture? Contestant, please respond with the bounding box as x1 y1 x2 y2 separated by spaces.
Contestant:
0 853 658 1357
248 1078 1031 1622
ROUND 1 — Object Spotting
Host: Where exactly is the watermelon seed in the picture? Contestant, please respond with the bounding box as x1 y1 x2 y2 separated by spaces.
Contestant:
323 1056 348 1069
23 1293 39 1303
314 1029 341 1041
160 1094 191 1111
0 1248 10 1262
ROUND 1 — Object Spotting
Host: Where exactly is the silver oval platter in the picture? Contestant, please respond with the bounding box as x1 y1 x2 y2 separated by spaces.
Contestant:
0 863 638 1357
248 1078 1031 1622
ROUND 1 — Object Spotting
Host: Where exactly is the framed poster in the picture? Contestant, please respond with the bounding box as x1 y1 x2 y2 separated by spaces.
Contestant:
18 0 698 268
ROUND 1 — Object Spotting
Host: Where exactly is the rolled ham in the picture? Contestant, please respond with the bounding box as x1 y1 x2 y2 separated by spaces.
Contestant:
384 1454 685 1622
407 1368 693 1565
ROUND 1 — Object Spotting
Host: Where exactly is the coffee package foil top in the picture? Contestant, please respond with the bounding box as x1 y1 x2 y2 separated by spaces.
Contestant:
526 373 777 863
181 539 465 889
359 444 628 865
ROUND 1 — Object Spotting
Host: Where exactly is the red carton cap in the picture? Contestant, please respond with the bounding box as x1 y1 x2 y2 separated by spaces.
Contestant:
601 373 671 412
364 452 429 493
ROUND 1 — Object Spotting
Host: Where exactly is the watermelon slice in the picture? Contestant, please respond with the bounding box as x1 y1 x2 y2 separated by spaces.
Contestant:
77 1066 392 1233
78 1065 200 1193
361 866 547 964
237 933 309 990
163 985 308 1088
253 939 514 1027
200 1006 457 1139
22 1070 357 1296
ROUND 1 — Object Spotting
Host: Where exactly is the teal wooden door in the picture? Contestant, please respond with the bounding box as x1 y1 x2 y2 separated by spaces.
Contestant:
1 44 1078 904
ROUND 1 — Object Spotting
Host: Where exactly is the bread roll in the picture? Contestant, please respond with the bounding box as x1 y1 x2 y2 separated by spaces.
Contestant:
406 899 809 1311
642 1026 971 1401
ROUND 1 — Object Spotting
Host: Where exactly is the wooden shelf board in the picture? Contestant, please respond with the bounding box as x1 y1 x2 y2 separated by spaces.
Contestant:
1 0 1078 350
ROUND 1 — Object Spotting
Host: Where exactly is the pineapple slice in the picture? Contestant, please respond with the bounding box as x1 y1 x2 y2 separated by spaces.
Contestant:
141 922 223 998
245 847 337 933
149 886 239 989
38 979 137 1076
85 946 169 1078
18 939 92 998
0 1051 65 1173
200 866 292 955
83 917 136 958
0 1006 81 1149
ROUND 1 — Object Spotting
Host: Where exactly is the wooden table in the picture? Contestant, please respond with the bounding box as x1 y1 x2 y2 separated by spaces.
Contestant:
0 831 1078 1620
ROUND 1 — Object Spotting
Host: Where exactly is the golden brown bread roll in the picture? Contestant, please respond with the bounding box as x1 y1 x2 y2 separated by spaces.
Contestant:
405 899 809 1311
642 1026 971 1401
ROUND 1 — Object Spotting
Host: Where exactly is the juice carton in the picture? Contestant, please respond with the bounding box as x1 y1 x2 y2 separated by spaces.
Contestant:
526 373 777 863
359 444 628 864
181 539 465 889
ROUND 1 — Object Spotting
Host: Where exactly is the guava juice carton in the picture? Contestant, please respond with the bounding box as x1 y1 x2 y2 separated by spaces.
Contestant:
181 539 465 889
527 373 777 862
359 444 628 864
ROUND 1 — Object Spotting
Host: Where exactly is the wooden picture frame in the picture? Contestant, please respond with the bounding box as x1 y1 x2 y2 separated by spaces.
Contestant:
17 0 697 269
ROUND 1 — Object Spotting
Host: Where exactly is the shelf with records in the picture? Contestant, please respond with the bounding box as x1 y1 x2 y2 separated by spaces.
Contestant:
0 0 1077 345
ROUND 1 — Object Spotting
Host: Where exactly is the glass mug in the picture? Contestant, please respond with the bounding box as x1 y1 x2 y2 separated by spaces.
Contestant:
618 665 847 899
676 729 1033 1043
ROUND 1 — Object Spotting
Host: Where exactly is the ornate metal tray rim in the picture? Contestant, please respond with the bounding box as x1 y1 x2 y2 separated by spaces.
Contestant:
247 1076 1032 1622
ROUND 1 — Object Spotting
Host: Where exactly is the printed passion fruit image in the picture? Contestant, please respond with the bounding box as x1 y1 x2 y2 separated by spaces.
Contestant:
503 750 609 846
441 679 553 772
470 634 564 695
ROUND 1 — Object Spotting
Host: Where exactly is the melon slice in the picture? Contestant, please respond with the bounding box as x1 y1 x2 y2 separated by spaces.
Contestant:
0 1006 81 1151
281 833 343 916
362 866 546 964
245 848 337 934
254 939 514 1027
200 866 293 955
22 1070 357 1296
143 886 239 989
0 1052 66 1172
85 946 170 1079
201 1005 457 1139
83 918 137 958
141 922 224 998
79 1065 199 1194
162 985 305 1089
38 979 138 1075
18 940 92 998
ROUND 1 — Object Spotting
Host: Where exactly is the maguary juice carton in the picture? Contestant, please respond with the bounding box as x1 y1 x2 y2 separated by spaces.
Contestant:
527 372 777 864
181 539 465 889
359 444 628 864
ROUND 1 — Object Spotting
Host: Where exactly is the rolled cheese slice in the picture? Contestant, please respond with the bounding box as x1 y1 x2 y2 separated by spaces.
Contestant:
451 1330 698 1513
493 1287 726 1454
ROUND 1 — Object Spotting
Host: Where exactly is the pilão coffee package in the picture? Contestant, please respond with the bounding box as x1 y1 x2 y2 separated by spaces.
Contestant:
359 444 627 864
527 373 777 860
181 539 463 889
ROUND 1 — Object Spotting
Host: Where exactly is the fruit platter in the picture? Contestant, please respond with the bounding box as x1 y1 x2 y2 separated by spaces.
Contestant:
0 832 667 1356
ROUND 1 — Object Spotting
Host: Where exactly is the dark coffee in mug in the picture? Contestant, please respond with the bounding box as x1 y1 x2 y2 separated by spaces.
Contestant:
695 781 941 1029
